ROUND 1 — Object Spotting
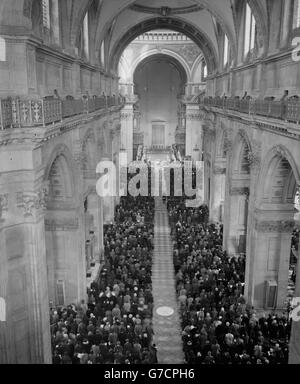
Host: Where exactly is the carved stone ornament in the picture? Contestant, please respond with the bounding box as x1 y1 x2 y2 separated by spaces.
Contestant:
295 187 300 213
214 166 226 175
247 150 261 169
255 220 295 233
186 113 203 121
223 138 233 154
121 112 132 121
0 194 9 221
45 217 79 231
274 145 286 159
230 187 249 196
74 152 87 170
17 188 49 217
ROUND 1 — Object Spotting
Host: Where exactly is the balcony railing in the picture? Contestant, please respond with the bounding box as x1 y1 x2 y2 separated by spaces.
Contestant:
201 97 300 124
148 145 171 152
0 94 125 130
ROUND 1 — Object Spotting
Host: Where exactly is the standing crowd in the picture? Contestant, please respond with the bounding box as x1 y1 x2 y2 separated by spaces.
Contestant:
167 197 291 365
50 196 157 364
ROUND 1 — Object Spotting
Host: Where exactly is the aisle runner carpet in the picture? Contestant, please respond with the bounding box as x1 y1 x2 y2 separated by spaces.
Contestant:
152 198 185 364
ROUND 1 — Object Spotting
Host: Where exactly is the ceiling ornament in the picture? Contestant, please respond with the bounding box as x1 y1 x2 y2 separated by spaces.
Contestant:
130 4 204 16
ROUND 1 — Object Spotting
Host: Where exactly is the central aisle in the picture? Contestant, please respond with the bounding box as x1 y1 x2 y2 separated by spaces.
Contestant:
152 198 185 364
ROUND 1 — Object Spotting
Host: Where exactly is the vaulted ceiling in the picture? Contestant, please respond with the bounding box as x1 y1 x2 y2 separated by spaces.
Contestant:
0 0 269 75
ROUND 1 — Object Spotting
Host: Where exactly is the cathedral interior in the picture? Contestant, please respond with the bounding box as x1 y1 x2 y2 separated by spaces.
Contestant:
0 0 300 365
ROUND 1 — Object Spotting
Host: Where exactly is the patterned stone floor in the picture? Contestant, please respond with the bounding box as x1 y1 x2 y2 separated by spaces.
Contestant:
152 198 185 364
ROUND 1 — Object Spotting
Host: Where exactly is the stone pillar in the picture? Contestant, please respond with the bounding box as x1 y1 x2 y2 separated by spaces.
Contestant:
45 207 86 306
244 150 262 304
0 36 39 97
245 216 294 309
0 183 52 363
72 61 82 96
210 165 226 223
223 186 249 256
51 0 60 45
87 192 103 263
121 105 134 163
112 125 121 205
289 212 300 364
185 105 203 161
98 156 115 224
280 0 293 48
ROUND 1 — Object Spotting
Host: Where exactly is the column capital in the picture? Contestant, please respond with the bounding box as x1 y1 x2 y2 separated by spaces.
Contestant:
213 166 226 175
229 187 249 196
0 193 9 223
185 111 205 121
16 186 49 218
45 217 79 231
254 219 295 233
121 112 133 121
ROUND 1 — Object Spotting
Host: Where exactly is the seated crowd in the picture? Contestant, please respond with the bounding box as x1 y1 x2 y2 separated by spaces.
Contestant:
167 197 291 365
50 196 157 364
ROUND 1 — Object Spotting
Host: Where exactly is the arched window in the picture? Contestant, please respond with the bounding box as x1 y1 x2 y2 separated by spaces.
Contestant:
83 12 89 60
0 37 6 61
203 62 207 80
51 0 60 44
244 3 256 58
0 297 6 322
42 0 60 45
101 41 105 67
293 0 300 29
224 34 229 67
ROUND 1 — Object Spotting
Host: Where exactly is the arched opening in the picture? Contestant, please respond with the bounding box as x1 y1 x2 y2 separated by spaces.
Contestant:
132 54 187 160
118 25 208 164
245 147 299 314
224 133 251 257
110 17 218 76
259 153 298 310
82 130 97 177
209 127 227 224
84 195 97 279
45 151 85 307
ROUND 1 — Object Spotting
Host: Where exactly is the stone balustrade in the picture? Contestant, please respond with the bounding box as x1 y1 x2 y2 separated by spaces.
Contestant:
148 145 171 152
135 31 190 42
0 94 125 129
201 96 300 124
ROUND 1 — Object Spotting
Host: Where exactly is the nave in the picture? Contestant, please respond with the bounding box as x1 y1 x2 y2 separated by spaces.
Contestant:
49 194 291 365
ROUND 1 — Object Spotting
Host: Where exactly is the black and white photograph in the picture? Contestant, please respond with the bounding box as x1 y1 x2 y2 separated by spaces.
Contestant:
0 0 300 369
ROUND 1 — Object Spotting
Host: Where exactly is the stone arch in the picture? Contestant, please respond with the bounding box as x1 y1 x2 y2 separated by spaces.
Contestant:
223 129 252 256
247 0 269 54
133 53 189 98
30 0 42 37
128 50 192 84
70 0 93 48
256 145 300 206
44 144 78 207
93 1 238 70
190 53 205 83
245 144 300 311
82 128 97 172
44 144 86 306
216 124 229 158
109 17 218 76
231 130 252 176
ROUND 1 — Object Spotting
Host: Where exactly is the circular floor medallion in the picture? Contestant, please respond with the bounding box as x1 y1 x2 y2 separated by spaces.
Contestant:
156 306 174 317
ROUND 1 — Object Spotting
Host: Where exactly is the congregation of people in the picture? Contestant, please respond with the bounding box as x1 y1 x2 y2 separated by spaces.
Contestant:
167 197 291 365
50 196 157 364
